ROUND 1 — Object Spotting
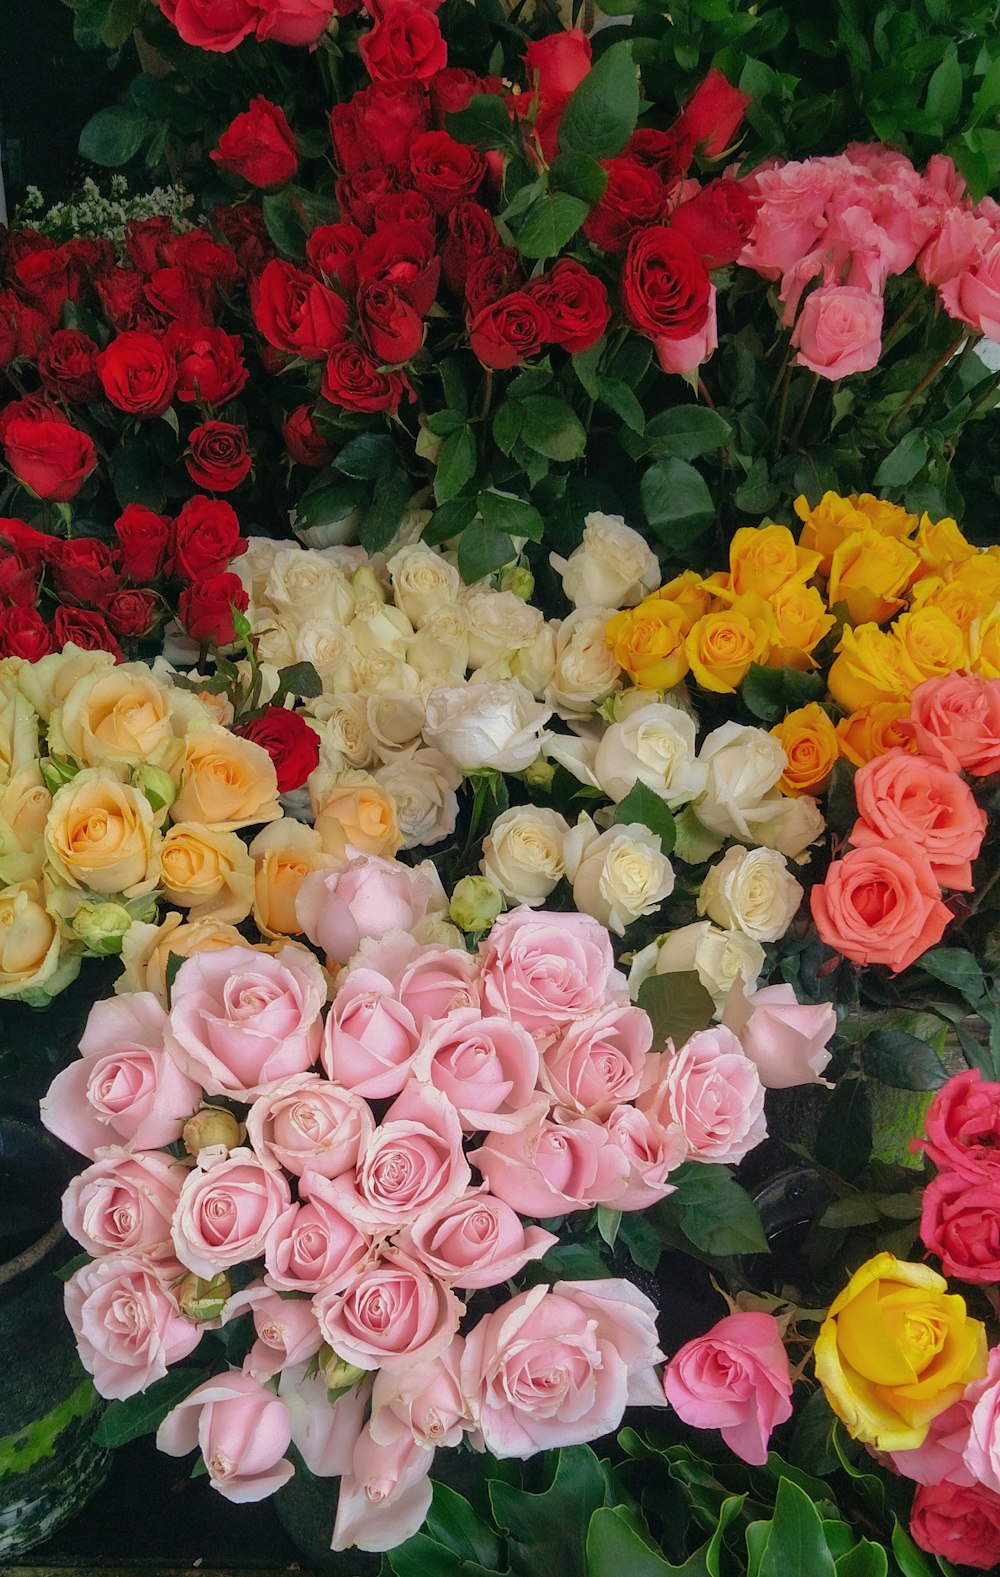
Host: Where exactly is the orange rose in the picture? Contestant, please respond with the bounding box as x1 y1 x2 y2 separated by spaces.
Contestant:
836 702 916 767
311 772 401 858
770 703 839 796
249 820 343 937
810 836 951 973
685 595 773 693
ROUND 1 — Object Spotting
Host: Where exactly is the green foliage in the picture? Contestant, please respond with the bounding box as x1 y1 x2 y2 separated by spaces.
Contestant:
637 972 716 1051
93 1369 210 1447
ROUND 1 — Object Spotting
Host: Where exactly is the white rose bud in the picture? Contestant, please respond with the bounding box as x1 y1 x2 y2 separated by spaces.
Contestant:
594 702 707 808
698 845 803 943
565 813 675 936
550 512 660 611
499 565 535 601
423 681 551 774
544 608 622 720
387 542 462 627
481 805 570 906
71 901 133 955
627 919 765 1013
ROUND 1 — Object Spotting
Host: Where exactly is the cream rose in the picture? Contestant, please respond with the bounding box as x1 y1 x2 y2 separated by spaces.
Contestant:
0 879 76 1000
352 652 420 699
45 770 161 897
465 589 545 671
511 625 558 700
16 643 115 722
564 814 675 936
309 696 376 774
594 702 707 808
544 610 622 720
698 845 803 942
424 683 551 774
387 542 462 627
351 602 415 662
481 806 570 906
367 693 426 757
291 620 356 694
249 820 342 938
550 512 660 611
695 723 788 847
0 767 51 884
264 546 356 627
115 911 246 1005
160 823 255 924
171 727 282 832
374 750 461 849
628 919 765 1013
0 670 38 784
56 666 179 769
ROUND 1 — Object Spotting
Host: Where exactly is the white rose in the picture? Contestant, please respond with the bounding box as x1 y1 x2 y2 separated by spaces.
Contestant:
291 620 355 694
550 512 660 611
464 588 545 671
387 542 462 628
366 693 427 757
423 681 551 773
481 806 570 906
350 602 414 662
543 725 602 789
308 697 376 776
746 794 825 861
594 702 707 808
511 625 557 700
564 813 675 936
407 604 470 688
698 845 803 942
696 723 787 844
0 670 39 784
236 536 286 607
374 749 461 848
627 920 765 1013
264 547 356 627
602 686 666 721
544 609 622 720
254 620 298 671
352 653 420 698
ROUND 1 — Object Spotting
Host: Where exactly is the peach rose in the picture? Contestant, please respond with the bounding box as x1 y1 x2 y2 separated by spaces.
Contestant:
56 666 178 768
811 836 952 972
171 726 282 832
16 642 116 722
115 911 246 1005
161 822 255 923
44 769 162 897
0 878 70 1000
249 819 342 938
910 673 1000 776
311 772 402 858
0 767 51 884
791 284 884 379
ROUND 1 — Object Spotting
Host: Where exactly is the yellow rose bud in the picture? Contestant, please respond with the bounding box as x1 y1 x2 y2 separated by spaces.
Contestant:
827 624 925 712
725 522 822 600
450 874 504 933
71 900 133 955
827 529 920 626
171 727 282 833
836 701 917 768
183 1108 242 1158
652 570 713 632
39 755 79 795
894 606 967 682
768 581 837 669
606 598 690 690
178 1271 231 1323
312 771 401 859
685 594 773 694
160 823 255 924
44 769 162 898
814 1252 987 1451
770 703 839 796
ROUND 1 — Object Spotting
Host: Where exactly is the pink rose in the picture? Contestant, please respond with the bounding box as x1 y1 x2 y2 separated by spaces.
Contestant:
321 968 421 1097
939 236 1000 339
472 1115 629 1216
604 1105 684 1209
166 945 325 1098
461 1278 664 1458
790 284 884 380
965 1350 1000 1493
256 0 335 45
312 1254 462 1370
222 1285 324 1382
478 906 627 1039
246 1073 375 1178
721 981 836 1089
330 1083 470 1230
65 1252 202 1400
331 1425 434 1553
41 993 200 1159
910 1481 1000 1571
370 1335 470 1449
62 1149 185 1258
297 856 440 966
638 1027 767 1165
654 283 718 375
889 1388 980 1488
395 1186 557 1288
412 1008 541 1132
910 674 1000 777
352 932 481 1022
263 1173 370 1292
278 1367 369 1477
921 1171 1000 1284
919 207 993 287
538 1004 652 1117
663 1311 793 1466
172 1148 292 1278
851 748 986 891
156 1371 294 1503
920 1070 1000 1182
739 160 839 278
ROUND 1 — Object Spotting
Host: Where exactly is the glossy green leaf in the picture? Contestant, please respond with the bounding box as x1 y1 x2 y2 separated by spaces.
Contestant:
94 1369 210 1447
641 458 715 546
873 430 929 487
518 396 587 462
359 466 411 554
435 427 478 505
491 1446 608 1577
334 432 400 479
516 192 591 259
458 521 516 582
670 1163 770 1257
79 104 149 166
644 407 732 461
477 490 545 541
559 42 640 160
637 972 715 1053
548 151 609 205
862 1028 948 1091
757 1478 836 1577
446 93 518 151
613 781 677 853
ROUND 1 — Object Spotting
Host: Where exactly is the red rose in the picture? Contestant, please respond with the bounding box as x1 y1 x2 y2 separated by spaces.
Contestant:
211 203 273 275
335 167 403 231
4 418 97 502
253 259 349 359
624 125 695 185
0 607 54 661
52 606 121 657
212 97 300 189
0 516 53 570
234 706 320 791
124 217 176 275
255 0 335 46
166 323 249 407
676 68 750 160
469 289 550 370
114 504 173 581
670 178 758 268
441 201 499 295
330 81 430 172
409 130 486 214
12 245 76 322
910 1482 1000 1572
356 224 440 315
920 1169 1000 1284
0 395 66 447
306 222 365 290
322 342 408 413
359 0 448 85
0 290 49 361
523 28 591 98
430 66 490 124
37 329 101 402
63 237 115 280
179 571 249 647
464 247 523 315
0 292 19 365
145 265 217 325
163 231 241 295
186 422 253 492
168 0 261 52
101 588 160 638
583 157 668 255
96 268 164 333
373 190 436 231
282 404 334 467
621 225 712 341
358 280 424 363
172 496 246 581
527 259 610 353
49 538 123 605
0 547 39 608
97 331 177 417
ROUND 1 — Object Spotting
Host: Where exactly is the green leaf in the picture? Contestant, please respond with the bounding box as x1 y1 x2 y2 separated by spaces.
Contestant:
637 972 715 1051
614 781 676 853
890 1520 941 1577
94 1369 210 1447
359 466 411 554
458 522 516 583
641 459 715 547
600 378 645 435
423 1481 504 1570
516 192 590 259
79 104 149 166
55 1252 91 1283
491 1446 608 1577
389 1531 498 1577
294 475 366 533
617 1212 661 1273
873 430 930 488
273 661 323 703
586 1505 698 1576
597 1206 621 1249
435 427 478 504
919 948 989 1007
644 407 732 461
925 49 963 134
835 1542 888 1577
573 339 604 399
423 496 478 546
741 663 826 725
261 188 307 259
493 402 524 456
559 42 640 161
549 151 609 205
72 0 113 49
333 431 400 479
477 490 545 541
757 1478 837 1577
670 1163 769 1257
426 409 467 438
862 1028 948 1091
446 93 518 152
814 1078 873 1185
519 396 587 462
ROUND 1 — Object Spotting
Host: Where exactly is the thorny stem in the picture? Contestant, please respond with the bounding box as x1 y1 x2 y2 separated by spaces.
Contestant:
889 330 967 431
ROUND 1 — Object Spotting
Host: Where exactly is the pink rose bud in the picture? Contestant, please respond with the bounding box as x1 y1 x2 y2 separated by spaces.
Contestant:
223 1284 324 1382
395 1186 557 1289
331 1424 435 1553
721 981 836 1089
664 1311 794 1465
156 1371 294 1503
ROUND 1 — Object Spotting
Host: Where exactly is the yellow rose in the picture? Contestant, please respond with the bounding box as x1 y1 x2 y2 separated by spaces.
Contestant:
770 703 839 796
0 767 52 884
0 880 73 1000
814 1253 987 1451
249 820 343 938
836 702 917 768
116 910 246 1005
973 610 1000 680
311 771 401 858
894 606 967 681
725 523 822 601
851 493 919 540
652 570 713 632
913 513 976 579
44 770 161 897
768 581 837 669
910 574 994 632
685 595 774 694
606 598 690 690
827 624 925 711
55 665 178 769
16 644 116 723
827 529 920 626
171 727 282 832
160 823 255 923
794 492 916 573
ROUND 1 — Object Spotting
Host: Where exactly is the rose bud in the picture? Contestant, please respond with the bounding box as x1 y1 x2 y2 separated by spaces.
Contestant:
211 97 300 190
450 876 505 934
70 901 134 956
178 1271 232 1323
183 1107 243 1158
319 1348 368 1395
131 763 177 815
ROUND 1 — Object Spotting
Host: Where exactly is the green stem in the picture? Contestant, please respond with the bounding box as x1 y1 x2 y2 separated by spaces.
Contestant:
889 330 967 432
788 372 820 449
881 291 922 355
771 361 793 457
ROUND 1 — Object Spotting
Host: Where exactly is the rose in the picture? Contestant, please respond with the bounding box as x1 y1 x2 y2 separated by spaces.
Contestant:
593 703 707 811
322 343 408 414
234 707 320 793
480 805 568 906
357 280 423 365
171 496 244 582
282 404 333 467
409 130 485 213
564 815 675 937
249 821 339 939
478 906 626 1038
167 323 248 410
53 608 121 657
469 290 550 371
910 673 1000 776
670 180 758 267
157 1372 293 1502
920 1171 1000 1284
386 541 460 627
48 538 122 606
45 770 161 897
65 1252 202 1401
370 1336 469 1452
172 726 281 831
331 1426 435 1555
263 1178 370 1294
967 1357 1000 1495
440 200 498 293
256 0 335 44
423 682 551 773
721 980 836 1089
605 598 689 691
685 596 773 694
550 512 659 612
297 855 442 966
640 1026 767 1166
465 587 544 670
368 936 481 1022
582 157 667 255
57 666 175 768
211 98 299 188
356 223 440 316
940 237 1000 340
695 721 796 846
62 1149 184 1258
791 284 884 379
397 1189 556 1289
664 1312 793 1465
166 944 325 1098
909 1483 1000 1572
461 1279 664 1458
851 748 986 891
539 1003 651 1118
654 283 719 376
172 1147 292 1278
321 968 421 1097
523 27 591 96
3 417 97 501
359 0 447 84
223 1285 324 1381
114 504 172 581
247 1074 374 1178
411 1009 541 1133
0 767 49 886
96 330 177 417
465 249 523 314
770 702 840 797
262 543 356 623
103 590 158 638
179 571 250 646
160 824 255 924
37 328 100 401
0 879 62 999
375 749 461 849
311 774 401 858
919 1070 1000 1182
605 1105 684 1209
166 0 261 51
313 1255 462 1370
676 67 750 157
697 845 802 942
186 421 252 492
525 258 610 353
814 1252 987 1449
331 82 430 174
472 1115 629 1215
621 227 711 341
253 259 348 359
332 1082 471 1230
811 837 952 973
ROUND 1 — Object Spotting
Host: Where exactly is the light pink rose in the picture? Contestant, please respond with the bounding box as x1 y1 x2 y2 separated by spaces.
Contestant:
721 981 836 1089
62 1149 185 1258
370 1335 470 1450
639 1026 767 1165
277 1367 369 1478
919 207 993 287
604 1105 684 1209
320 968 420 1098
472 1115 629 1216
263 1173 370 1293
940 236 1000 338
41 993 200 1159
739 159 840 277
778 250 828 326
171 1147 292 1278
65 1251 202 1400
222 1284 324 1383
964 1349 1000 1494
166 945 325 1098
246 1073 375 1178
395 1186 557 1289
312 1254 463 1371
461 1278 665 1458
478 906 627 1039
256 0 335 46
297 856 440 967
791 284 884 380
331 1425 435 1553
156 1371 294 1503
910 674 1000 777
889 1389 980 1488
663 1311 793 1466
655 283 718 375
539 1003 652 1118
412 1008 542 1133
329 1083 471 1230
349 932 482 1023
